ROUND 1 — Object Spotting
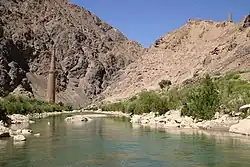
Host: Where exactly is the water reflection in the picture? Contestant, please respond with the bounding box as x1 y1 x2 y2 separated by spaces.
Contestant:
1 115 250 167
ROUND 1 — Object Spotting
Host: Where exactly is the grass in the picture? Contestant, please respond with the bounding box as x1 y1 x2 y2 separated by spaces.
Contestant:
0 95 74 125
100 71 250 120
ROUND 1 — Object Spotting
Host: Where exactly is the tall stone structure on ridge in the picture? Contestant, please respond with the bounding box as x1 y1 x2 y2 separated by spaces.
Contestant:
228 12 233 23
47 49 56 103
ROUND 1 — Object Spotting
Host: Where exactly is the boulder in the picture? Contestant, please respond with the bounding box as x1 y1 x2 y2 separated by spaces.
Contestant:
180 116 194 128
130 115 142 123
229 119 250 135
165 110 182 122
144 112 155 119
164 121 180 128
21 129 33 135
65 115 90 123
34 133 40 137
9 129 23 137
29 120 35 124
16 129 22 134
148 118 156 125
0 126 10 138
175 118 183 124
239 104 250 111
13 135 26 141
214 112 220 119
141 119 149 124
10 122 29 131
8 114 29 124
154 115 166 122
217 115 239 127
196 118 233 131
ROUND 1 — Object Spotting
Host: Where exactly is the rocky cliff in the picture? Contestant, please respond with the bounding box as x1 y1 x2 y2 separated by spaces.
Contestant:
2 0 250 106
103 17 250 102
0 0 145 106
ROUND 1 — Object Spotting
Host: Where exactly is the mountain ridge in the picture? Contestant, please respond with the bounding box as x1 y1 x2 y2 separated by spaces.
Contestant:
101 17 250 102
1 0 250 107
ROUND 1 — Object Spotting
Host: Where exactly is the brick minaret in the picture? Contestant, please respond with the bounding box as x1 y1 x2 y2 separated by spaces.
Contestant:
47 48 56 103
228 12 233 23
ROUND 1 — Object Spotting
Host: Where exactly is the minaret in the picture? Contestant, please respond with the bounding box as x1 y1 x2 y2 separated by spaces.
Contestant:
47 48 56 103
228 12 233 23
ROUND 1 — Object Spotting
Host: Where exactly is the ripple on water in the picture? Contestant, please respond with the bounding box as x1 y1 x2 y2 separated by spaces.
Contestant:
1 116 250 167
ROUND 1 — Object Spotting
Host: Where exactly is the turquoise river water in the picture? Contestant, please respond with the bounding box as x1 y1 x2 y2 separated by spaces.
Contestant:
1 114 250 167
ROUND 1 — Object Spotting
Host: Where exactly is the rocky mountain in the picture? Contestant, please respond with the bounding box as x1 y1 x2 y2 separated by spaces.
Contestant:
0 0 145 106
102 16 250 102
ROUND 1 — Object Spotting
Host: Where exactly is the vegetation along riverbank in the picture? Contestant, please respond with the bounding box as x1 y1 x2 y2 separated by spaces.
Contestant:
100 71 250 135
0 94 74 124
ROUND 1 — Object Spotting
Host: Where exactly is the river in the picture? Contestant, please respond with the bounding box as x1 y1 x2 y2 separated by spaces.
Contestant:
1 114 250 167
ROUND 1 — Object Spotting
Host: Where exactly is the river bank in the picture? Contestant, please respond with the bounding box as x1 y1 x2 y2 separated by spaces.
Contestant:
82 109 131 118
98 72 250 136
1 107 250 143
79 108 250 136
0 109 84 141
129 109 250 136
0 109 131 141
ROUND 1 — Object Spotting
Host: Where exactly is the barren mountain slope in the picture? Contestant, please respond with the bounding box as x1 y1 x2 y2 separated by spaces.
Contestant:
103 18 250 102
0 0 145 106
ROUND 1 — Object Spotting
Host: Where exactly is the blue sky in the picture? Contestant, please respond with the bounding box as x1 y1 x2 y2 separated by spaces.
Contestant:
71 0 249 48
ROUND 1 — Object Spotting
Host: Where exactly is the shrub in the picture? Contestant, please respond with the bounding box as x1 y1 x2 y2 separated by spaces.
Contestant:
181 74 220 120
125 101 136 113
134 91 169 115
101 72 250 120
101 92 169 115
101 102 125 112
0 103 10 125
158 79 172 89
0 95 75 122
0 90 8 97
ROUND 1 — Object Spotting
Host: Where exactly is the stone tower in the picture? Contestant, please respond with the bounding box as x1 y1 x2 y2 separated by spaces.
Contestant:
47 49 56 103
228 12 233 23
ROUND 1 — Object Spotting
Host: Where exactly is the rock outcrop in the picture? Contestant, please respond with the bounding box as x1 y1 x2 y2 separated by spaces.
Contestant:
0 0 145 106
